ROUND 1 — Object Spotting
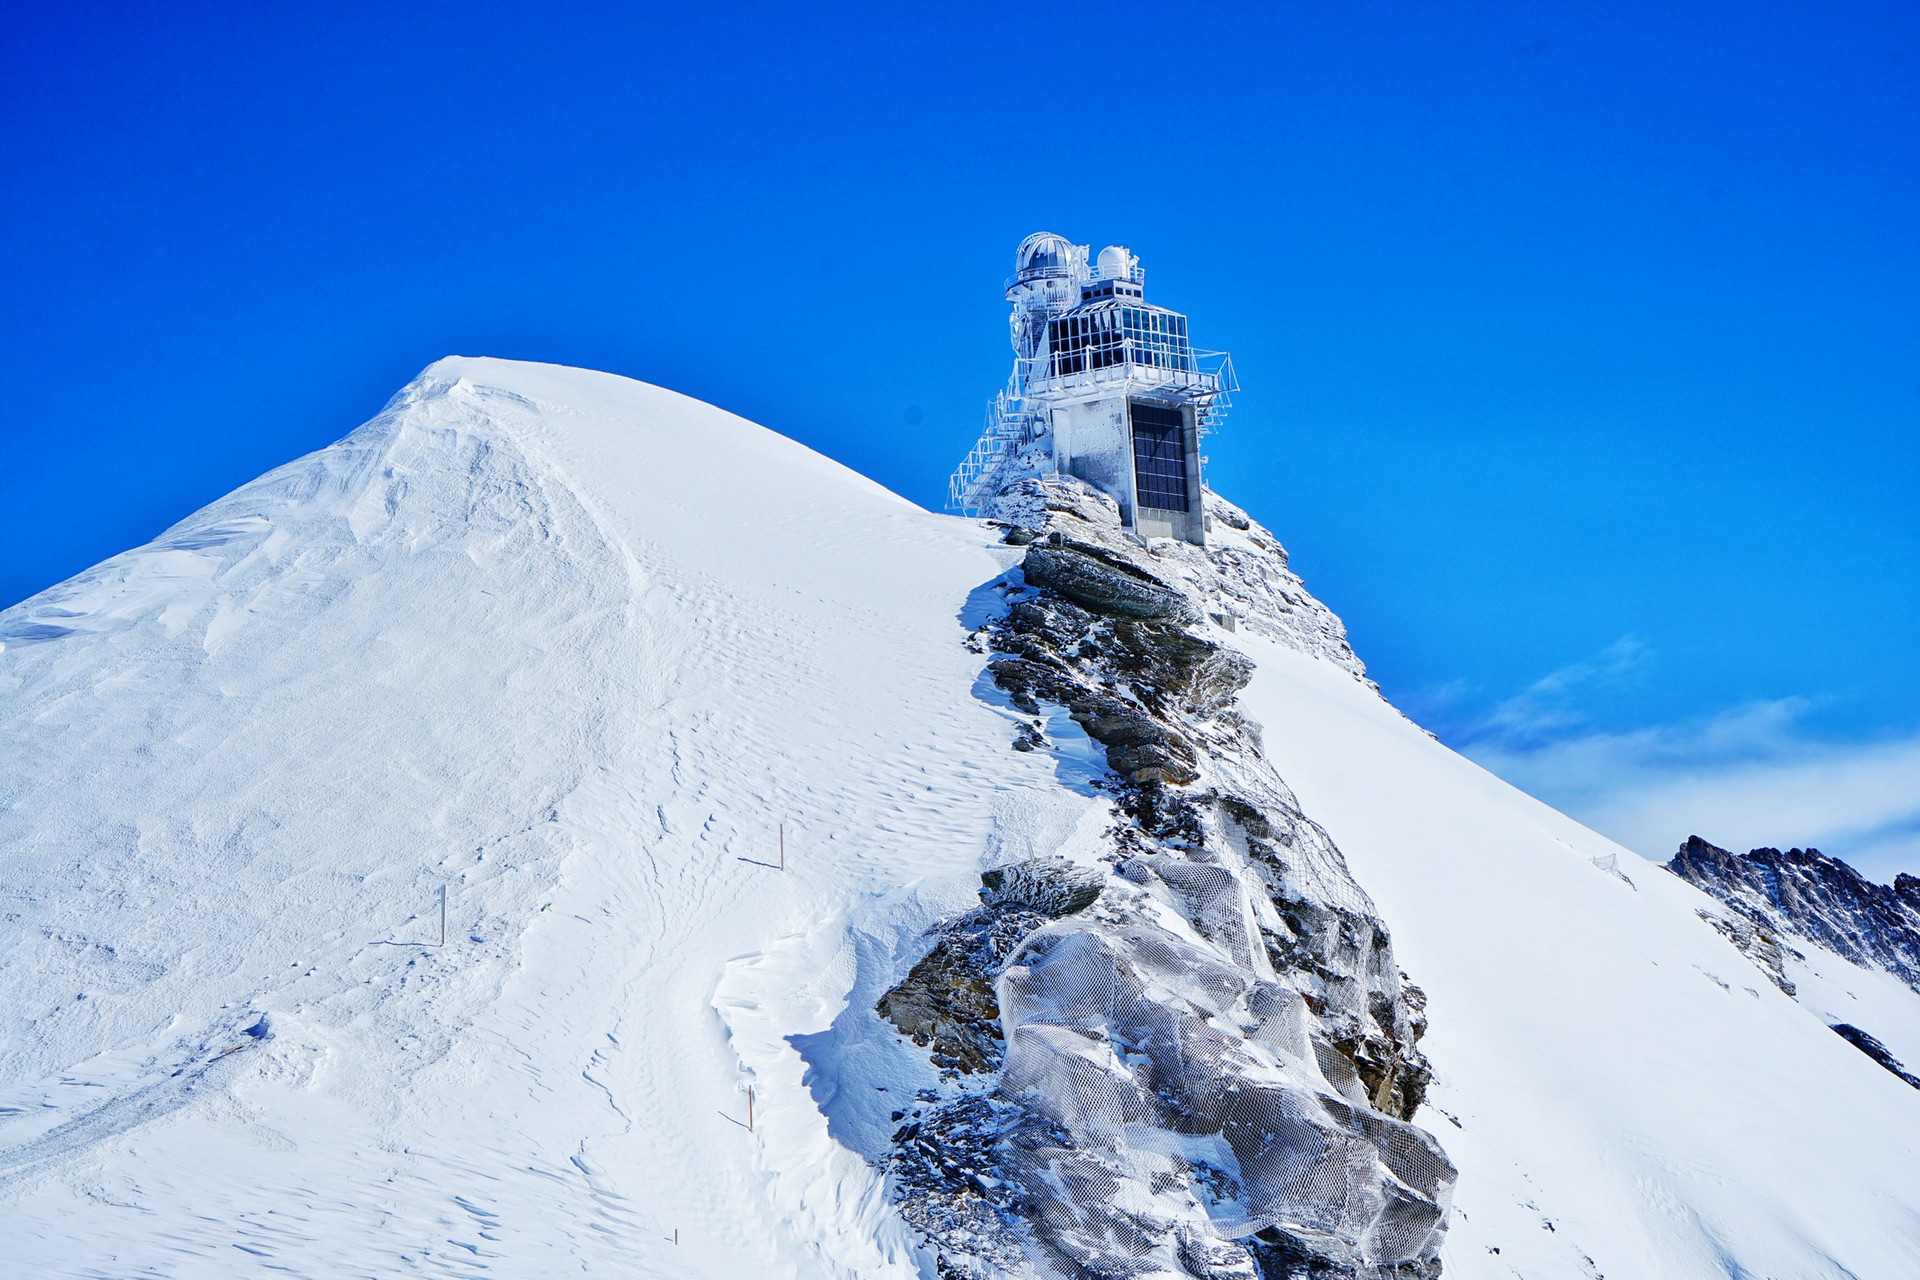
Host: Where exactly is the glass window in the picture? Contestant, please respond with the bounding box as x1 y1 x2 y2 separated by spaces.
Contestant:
1048 305 1196 379
1130 402 1189 512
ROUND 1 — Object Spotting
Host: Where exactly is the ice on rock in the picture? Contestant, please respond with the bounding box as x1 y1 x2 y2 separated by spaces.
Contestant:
997 914 1452 1258
884 478 1454 1278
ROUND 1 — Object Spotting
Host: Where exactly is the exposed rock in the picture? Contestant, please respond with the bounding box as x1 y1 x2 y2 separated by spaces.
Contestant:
1667 835 1920 993
1693 908 1799 996
1021 539 1199 623
1831 1023 1920 1090
877 895 1057 1077
1213 501 1252 531
1069 694 1199 785
981 858 1104 918
986 473 1124 532
986 656 1079 717
875 936 1004 1075
993 476 1367 679
887 1095 1031 1279
1108 618 1256 714
884 484 1453 1279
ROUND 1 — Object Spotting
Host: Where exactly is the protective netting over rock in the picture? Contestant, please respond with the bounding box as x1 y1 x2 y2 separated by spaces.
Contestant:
882 481 1454 1279
991 864 1452 1276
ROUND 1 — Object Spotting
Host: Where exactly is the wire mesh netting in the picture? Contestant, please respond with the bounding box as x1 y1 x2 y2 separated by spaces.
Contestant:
988 857 1455 1277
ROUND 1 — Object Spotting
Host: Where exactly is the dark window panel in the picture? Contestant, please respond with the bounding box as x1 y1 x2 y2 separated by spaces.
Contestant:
1130 401 1190 512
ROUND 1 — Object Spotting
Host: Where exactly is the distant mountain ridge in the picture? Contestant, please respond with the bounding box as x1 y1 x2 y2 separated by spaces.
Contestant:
1666 836 1920 994
1667 837 1920 1091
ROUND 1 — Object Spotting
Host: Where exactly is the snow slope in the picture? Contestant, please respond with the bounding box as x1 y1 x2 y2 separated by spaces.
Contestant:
1786 941 1920 1086
2 355 1917 1278
1240 638 1920 1279
0 358 1094 1277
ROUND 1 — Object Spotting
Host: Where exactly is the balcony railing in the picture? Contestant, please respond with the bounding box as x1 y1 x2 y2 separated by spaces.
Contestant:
1033 344 1233 400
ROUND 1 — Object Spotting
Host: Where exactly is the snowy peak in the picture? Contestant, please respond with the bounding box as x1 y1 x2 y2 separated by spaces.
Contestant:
1667 835 1920 993
3 357 1919 1280
0 357 1033 1277
1666 836 1920 1093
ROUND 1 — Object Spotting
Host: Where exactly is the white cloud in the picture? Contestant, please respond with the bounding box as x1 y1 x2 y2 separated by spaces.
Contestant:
1448 641 1920 882
1465 635 1652 745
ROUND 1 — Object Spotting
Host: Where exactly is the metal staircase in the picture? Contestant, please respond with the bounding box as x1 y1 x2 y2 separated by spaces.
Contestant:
947 391 1043 516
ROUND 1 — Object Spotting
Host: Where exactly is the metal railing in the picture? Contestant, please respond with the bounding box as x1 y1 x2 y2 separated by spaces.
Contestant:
1034 342 1229 398
947 392 1045 516
946 350 1238 516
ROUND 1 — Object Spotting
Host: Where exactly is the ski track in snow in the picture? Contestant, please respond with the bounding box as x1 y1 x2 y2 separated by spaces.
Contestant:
0 356 1916 1277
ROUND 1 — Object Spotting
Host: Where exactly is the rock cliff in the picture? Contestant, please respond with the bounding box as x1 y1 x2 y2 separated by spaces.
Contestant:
881 478 1454 1279
1667 835 1920 1090
1667 836 1920 994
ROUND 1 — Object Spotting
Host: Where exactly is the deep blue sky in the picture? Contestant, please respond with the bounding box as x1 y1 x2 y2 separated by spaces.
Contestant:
4 2 1917 868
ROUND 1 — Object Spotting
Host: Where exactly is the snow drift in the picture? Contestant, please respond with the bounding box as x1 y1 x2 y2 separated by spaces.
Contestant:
0 357 1916 1278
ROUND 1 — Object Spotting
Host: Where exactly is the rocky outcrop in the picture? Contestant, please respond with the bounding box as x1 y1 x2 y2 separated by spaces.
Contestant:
1667 836 1920 994
1022 539 1202 624
880 479 1453 1280
1691 908 1800 997
878 860 1108 1077
1831 1024 1920 1090
986 477 1369 679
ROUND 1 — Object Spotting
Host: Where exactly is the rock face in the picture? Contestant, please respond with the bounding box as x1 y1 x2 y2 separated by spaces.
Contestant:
881 478 1454 1280
1691 905 1800 997
1830 1024 1920 1090
1666 836 1920 994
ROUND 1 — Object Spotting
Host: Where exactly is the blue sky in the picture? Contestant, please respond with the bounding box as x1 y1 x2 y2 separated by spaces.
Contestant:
4 2 1917 874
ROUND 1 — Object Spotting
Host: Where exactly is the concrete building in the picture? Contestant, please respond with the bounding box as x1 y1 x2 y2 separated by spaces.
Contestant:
949 233 1234 546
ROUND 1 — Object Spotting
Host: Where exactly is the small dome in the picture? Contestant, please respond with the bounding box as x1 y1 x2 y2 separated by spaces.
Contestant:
1096 244 1134 277
1016 232 1074 278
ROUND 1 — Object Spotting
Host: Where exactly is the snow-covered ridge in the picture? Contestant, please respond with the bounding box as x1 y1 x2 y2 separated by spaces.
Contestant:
1668 835 1920 1091
0 358 1039 1277
1 357 1917 1279
1668 835 1920 994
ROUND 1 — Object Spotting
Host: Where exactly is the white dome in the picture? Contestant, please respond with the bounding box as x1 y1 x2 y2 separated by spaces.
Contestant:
1016 232 1075 278
1096 244 1133 276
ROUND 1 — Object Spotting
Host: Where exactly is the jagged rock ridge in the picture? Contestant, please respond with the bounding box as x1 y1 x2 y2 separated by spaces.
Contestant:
1667 835 1920 994
880 478 1454 1280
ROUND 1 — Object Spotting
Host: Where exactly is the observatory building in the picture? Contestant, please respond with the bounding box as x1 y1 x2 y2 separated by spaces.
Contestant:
948 233 1234 546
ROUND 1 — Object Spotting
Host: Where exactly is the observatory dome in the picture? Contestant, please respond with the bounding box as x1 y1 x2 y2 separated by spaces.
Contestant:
1096 244 1135 277
1016 232 1075 279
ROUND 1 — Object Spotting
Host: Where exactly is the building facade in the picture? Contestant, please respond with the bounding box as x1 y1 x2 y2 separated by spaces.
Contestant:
949 233 1233 546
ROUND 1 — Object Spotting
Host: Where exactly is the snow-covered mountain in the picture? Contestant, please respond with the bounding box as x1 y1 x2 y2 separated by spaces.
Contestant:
1668 836 1920 1093
1 358 1917 1278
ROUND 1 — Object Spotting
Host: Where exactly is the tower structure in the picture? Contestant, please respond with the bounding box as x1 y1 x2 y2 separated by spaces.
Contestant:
948 233 1234 546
